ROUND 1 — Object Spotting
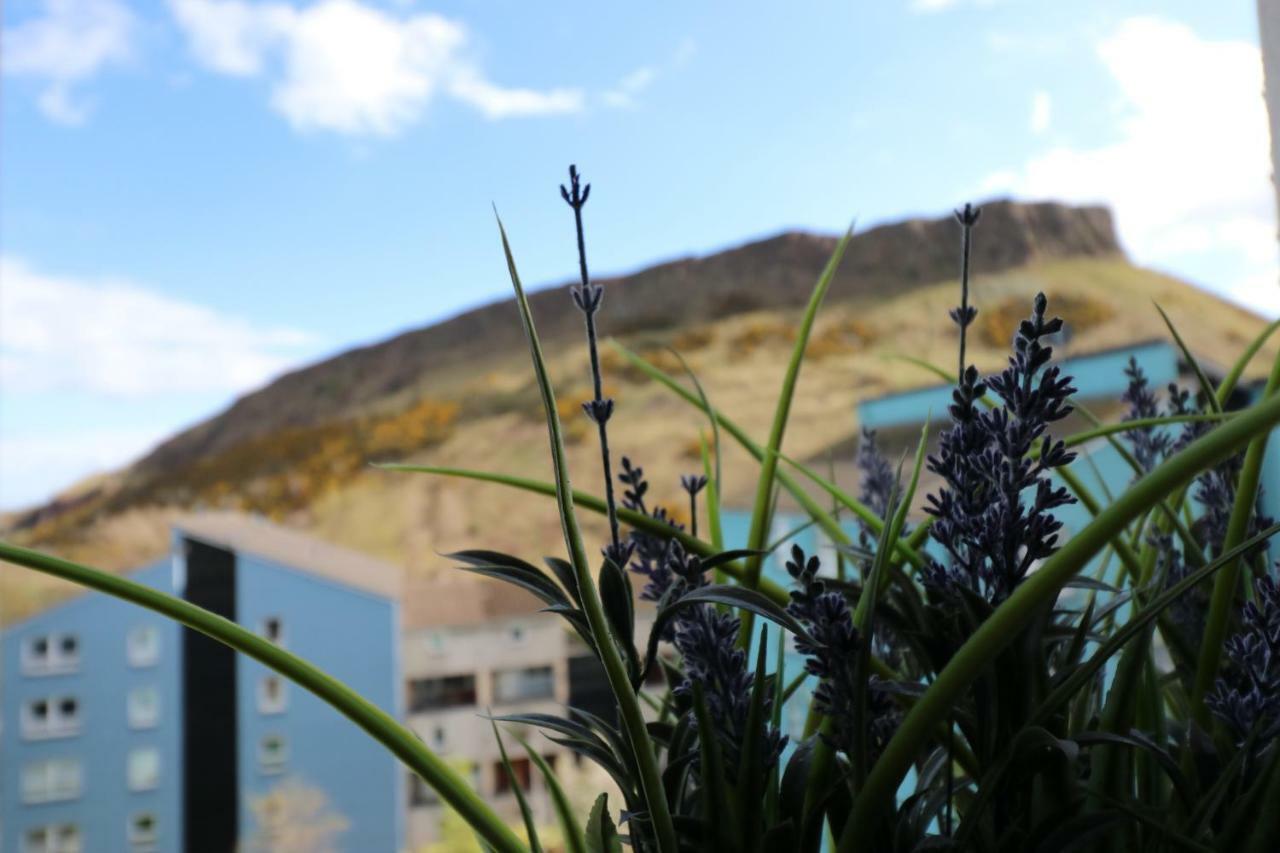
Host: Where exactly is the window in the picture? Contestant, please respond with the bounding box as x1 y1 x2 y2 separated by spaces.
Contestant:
259 734 288 774
21 633 79 675
23 696 83 738
21 760 82 804
409 773 439 806
128 813 158 850
22 824 81 853
127 626 160 667
261 615 285 645
493 756 532 794
492 666 555 704
128 687 160 729
408 674 477 712
257 676 288 714
127 748 161 791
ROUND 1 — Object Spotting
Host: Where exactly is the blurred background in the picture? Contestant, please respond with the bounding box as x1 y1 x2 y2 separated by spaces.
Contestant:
3 2 1280 851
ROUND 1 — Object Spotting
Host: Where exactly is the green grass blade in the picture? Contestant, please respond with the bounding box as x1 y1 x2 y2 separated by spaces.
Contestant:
740 228 853 644
1062 413 1231 448
1153 301 1222 414
496 214 677 852
0 541 526 853
1192 347 1280 719
692 682 739 851
670 347 723 496
608 339 924 569
699 433 726 556
492 721 544 853
516 735 586 853
838 386 1280 849
380 463 790 606
1216 316 1280 406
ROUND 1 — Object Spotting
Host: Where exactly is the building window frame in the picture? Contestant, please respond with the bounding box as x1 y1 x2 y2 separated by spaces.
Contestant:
128 811 159 851
127 625 161 668
407 673 477 712
258 734 288 774
22 823 82 853
260 615 286 646
127 686 161 730
20 696 82 740
127 747 161 792
492 665 556 704
257 675 288 715
21 759 83 804
20 633 80 676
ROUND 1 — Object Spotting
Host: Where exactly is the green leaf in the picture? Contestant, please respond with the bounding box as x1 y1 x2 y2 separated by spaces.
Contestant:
1153 301 1222 414
839 386 1280 851
382 463 792 607
496 213 676 852
735 629 773 846
1061 412 1231 448
492 720 544 853
670 346 723 497
1193 346 1280 719
448 550 572 607
516 735 586 853
692 682 738 851
1029 522 1280 727
599 557 642 686
585 793 623 853
608 339 889 567
1216 315 1280 406
740 228 854 645
643 585 815 680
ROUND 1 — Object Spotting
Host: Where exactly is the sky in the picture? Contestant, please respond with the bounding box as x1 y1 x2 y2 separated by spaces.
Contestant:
1 0 1277 510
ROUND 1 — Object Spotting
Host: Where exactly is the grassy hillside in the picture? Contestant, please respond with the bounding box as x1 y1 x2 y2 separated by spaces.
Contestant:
2 206 1272 622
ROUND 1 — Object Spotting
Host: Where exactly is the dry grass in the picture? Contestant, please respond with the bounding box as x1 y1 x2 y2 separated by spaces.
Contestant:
4 258 1275 621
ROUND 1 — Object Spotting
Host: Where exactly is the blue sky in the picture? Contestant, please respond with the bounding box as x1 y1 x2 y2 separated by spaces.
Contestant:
1 0 1275 509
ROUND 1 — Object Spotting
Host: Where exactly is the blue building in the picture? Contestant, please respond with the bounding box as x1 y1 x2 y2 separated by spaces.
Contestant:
722 339 1280 741
2 512 403 853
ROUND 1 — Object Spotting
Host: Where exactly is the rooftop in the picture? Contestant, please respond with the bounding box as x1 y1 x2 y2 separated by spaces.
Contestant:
177 511 403 601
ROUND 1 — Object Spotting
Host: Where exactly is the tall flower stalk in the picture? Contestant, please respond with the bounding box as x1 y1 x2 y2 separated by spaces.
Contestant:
562 165 626 563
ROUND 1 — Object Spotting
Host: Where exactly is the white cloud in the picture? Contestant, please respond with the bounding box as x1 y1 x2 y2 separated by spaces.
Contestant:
982 17 1280 316
0 256 316 396
1029 90 1051 135
1 0 136 124
910 0 960 11
168 0 583 135
603 66 656 109
0 428 168 510
910 0 997 13
601 40 695 110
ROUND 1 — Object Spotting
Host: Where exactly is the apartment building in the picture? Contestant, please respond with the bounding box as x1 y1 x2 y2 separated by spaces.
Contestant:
400 576 610 848
1 513 402 853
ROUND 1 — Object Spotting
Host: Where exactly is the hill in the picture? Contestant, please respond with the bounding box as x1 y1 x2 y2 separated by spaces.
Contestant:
2 200 1271 621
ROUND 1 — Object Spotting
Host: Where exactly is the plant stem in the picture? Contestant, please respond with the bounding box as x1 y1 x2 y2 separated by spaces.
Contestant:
499 216 678 852
1192 347 1280 719
838 387 1280 850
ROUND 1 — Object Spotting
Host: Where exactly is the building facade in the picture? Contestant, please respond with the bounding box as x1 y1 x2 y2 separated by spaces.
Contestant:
399 576 641 849
1 513 402 853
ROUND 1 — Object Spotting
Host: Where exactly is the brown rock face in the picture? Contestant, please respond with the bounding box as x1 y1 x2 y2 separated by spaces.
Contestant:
125 200 1121 481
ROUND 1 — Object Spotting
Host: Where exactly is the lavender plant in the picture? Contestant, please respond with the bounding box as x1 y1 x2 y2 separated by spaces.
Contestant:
8 165 1280 853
